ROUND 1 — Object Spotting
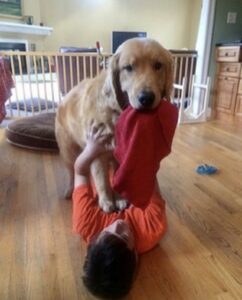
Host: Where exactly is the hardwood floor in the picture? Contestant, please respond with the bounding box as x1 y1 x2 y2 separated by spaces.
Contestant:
0 119 242 300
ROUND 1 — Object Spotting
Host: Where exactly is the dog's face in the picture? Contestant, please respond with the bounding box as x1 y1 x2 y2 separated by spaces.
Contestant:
109 38 174 110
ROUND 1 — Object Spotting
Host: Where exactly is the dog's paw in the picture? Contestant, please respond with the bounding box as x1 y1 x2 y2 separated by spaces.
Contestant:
99 199 115 213
115 198 129 211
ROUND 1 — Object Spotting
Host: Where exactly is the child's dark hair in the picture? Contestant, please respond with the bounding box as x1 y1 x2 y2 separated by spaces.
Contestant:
82 234 137 299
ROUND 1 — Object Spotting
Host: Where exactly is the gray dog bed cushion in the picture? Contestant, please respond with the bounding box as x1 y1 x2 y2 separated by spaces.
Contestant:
5 112 59 151
7 98 57 112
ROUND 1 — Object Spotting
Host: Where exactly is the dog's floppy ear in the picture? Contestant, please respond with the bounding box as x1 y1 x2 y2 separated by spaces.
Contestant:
163 53 174 102
104 54 129 110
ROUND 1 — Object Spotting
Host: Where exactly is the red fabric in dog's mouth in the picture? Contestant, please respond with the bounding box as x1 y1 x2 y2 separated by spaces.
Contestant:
113 99 178 209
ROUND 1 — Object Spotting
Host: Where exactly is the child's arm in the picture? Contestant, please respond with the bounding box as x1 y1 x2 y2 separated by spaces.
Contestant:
74 124 113 187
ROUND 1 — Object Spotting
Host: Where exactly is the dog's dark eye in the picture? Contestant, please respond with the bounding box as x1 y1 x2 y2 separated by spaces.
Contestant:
123 65 133 72
154 62 163 70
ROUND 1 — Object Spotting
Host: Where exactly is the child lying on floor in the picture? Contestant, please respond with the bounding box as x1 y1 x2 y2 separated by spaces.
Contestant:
72 124 167 299
72 99 178 299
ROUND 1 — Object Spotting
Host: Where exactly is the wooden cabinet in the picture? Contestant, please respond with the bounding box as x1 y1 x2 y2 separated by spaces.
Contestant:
214 46 242 118
235 78 242 116
217 62 241 77
216 46 242 62
215 76 238 114
235 94 242 116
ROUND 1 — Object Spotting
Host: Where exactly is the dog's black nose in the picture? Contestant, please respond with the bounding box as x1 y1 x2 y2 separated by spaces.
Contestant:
138 91 155 108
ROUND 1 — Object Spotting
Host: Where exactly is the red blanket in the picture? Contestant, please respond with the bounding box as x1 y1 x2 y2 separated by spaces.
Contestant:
0 58 14 123
113 99 178 209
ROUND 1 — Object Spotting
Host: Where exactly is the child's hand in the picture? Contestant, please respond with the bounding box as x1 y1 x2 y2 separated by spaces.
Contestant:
74 123 114 180
85 123 113 158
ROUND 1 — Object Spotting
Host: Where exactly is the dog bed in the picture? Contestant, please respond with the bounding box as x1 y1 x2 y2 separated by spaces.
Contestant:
5 112 59 151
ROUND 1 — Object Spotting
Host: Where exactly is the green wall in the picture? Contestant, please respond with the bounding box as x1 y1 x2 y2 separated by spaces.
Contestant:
209 0 242 98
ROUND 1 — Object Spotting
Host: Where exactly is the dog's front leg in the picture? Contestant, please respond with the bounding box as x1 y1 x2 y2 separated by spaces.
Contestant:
90 155 115 213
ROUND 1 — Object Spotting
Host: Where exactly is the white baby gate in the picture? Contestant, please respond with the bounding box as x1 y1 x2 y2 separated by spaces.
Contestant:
173 75 211 124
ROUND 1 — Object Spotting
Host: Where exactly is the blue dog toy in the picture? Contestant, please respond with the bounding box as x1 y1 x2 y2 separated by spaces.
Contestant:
196 164 218 175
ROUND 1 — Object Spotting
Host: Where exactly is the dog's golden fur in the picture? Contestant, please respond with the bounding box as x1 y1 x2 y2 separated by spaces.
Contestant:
55 38 173 212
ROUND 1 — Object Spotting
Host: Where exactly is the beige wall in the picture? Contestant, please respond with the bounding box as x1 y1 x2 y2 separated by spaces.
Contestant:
190 0 202 49
0 0 202 52
39 0 202 52
22 0 41 25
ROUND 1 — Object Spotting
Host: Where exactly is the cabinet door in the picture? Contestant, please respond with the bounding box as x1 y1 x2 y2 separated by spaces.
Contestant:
215 76 239 114
235 94 242 116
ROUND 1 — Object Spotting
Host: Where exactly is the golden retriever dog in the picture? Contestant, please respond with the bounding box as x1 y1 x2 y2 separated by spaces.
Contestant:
55 38 173 212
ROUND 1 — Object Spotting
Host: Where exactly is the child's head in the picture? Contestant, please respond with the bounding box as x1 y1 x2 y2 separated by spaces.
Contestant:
82 220 137 299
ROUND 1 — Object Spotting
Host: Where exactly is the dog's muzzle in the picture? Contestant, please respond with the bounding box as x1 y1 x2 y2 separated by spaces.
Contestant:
138 90 155 108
